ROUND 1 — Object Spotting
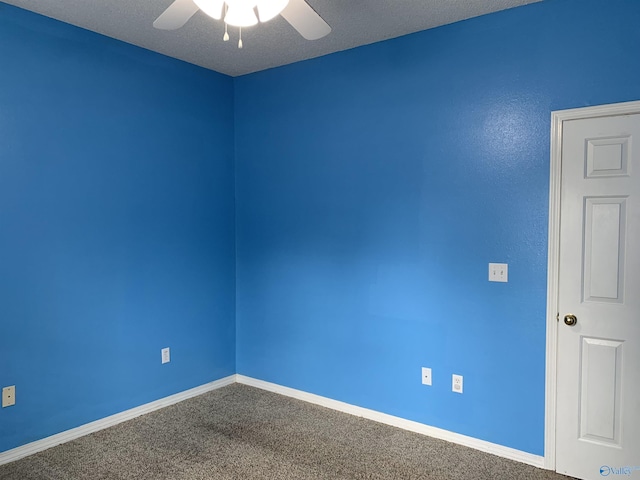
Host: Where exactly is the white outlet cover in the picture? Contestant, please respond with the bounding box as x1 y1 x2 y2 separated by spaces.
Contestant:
452 374 463 394
421 367 432 386
2 385 16 407
161 347 170 364
489 263 508 282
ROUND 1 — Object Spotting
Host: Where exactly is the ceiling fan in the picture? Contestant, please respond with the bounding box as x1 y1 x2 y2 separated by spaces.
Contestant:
153 0 331 48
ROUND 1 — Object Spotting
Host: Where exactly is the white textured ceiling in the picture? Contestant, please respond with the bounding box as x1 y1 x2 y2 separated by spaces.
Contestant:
2 0 542 77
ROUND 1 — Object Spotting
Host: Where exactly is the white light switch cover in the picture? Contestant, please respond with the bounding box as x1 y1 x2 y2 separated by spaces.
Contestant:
489 263 508 282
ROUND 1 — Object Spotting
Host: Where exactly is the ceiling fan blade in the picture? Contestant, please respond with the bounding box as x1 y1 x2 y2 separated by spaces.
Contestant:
280 0 331 41
153 0 200 30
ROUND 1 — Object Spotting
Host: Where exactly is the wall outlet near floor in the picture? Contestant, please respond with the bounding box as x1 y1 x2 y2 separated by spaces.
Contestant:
161 347 170 364
2 385 16 407
452 374 463 394
421 367 432 386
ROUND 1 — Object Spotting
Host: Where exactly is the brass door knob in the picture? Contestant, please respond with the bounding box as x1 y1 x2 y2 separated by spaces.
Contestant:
564 314 577 326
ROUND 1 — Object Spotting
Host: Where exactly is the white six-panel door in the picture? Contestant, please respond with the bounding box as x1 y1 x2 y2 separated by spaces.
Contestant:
555 111 640 480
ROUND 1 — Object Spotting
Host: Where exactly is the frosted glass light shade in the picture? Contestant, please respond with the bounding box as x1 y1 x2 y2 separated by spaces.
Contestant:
256 0 289 22
224 0 258 27
193 0 224 19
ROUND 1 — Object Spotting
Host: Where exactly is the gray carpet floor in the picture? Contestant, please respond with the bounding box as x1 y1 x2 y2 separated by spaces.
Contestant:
0 383 574 479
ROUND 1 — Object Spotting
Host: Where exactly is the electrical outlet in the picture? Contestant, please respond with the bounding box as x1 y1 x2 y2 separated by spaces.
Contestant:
421 367 432 386
452 374 463 394
489 263 508 282
161 347 170 364
2 386 16 407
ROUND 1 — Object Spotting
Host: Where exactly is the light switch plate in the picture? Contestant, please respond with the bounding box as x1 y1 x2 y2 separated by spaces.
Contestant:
2 386 16 407
489 263 508 282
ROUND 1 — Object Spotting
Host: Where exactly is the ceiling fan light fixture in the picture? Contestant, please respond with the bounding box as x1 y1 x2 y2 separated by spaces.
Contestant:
192 0 224 19
256 0 289 22
224 0 258 27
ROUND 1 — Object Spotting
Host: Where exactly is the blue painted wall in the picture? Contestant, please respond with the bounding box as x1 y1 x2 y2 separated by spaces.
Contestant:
0 4 235 452
2 0 639 460
235 0 640 455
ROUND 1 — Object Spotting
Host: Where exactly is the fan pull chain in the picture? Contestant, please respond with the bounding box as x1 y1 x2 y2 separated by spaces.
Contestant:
238 27 243 48
223 4 229 41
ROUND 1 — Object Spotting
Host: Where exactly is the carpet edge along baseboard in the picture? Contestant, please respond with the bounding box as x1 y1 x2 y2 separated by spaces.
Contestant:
0 375 236 466
1 374 545 471
235 375 546 470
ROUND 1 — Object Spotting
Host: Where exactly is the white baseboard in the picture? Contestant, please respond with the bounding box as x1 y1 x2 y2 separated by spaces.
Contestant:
1 374 545 471
0 375 236 467
236 375 545 469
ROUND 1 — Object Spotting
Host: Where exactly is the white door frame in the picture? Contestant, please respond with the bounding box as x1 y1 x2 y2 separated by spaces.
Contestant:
544 99 640 470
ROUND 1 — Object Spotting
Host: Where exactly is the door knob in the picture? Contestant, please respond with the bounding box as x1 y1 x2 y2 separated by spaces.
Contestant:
564 314 577 326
